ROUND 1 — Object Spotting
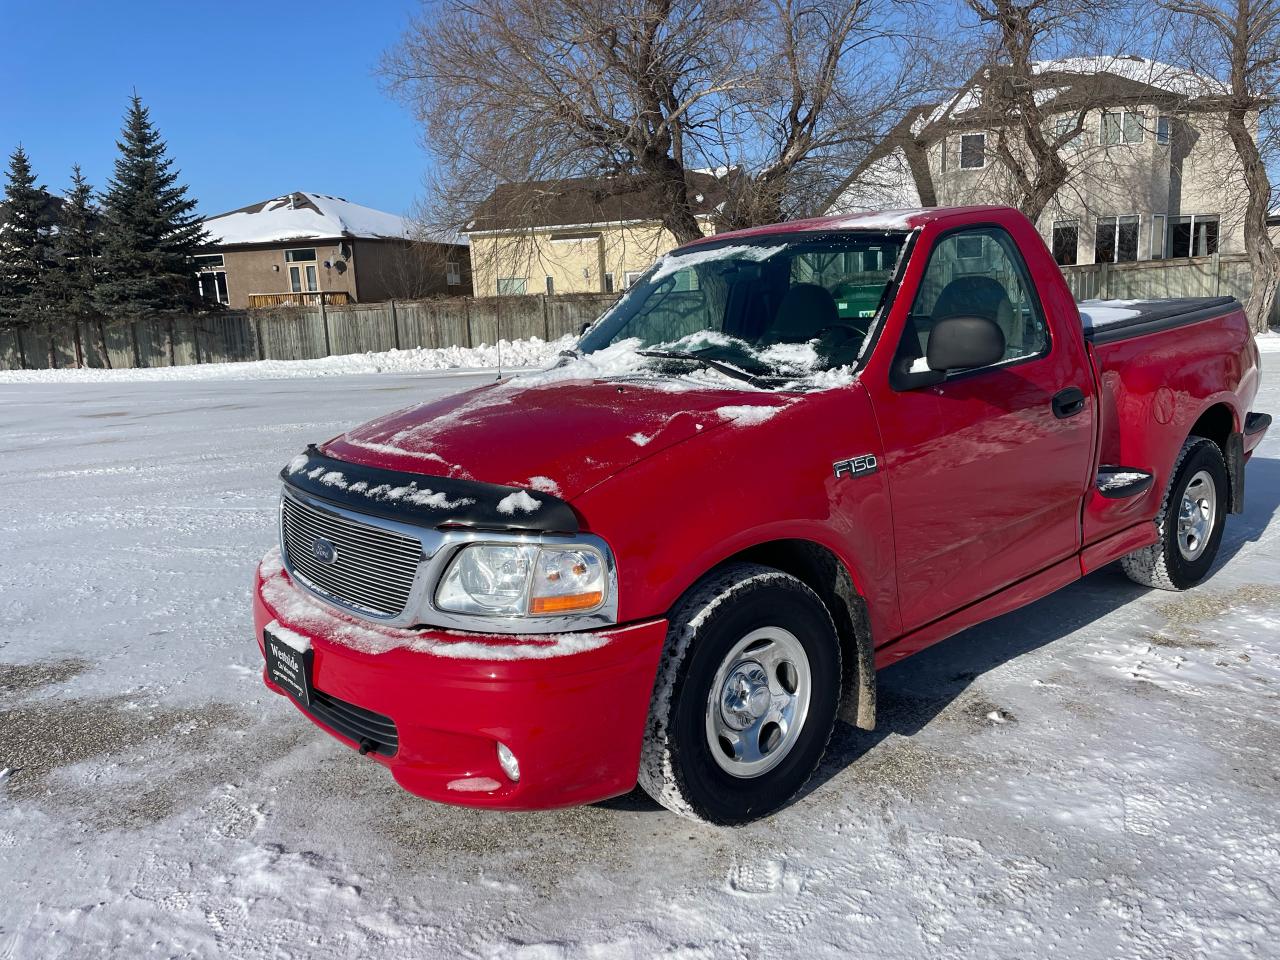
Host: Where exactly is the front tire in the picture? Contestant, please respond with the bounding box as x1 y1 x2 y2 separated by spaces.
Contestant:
638 563 841 825
1121 437 1229 590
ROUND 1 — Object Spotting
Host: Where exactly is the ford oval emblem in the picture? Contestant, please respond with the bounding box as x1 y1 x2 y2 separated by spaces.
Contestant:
311 536 338 566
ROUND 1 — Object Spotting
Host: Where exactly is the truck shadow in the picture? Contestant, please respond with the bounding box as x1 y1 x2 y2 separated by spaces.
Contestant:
599 455 1280 818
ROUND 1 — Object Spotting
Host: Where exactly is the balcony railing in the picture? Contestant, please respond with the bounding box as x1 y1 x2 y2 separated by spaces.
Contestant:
248 291 352 308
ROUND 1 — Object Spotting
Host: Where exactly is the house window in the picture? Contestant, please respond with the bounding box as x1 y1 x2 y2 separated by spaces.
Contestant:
1156 116 1171 145
624 271 643 289
1117 215 1139 261
446 261 461 286
1101 111 1143 145
1094 215 1140 263
197 271 229 305
496 277 527 295
545 276 555 295
193 254 229 305
284 248 317 263
1151 214 1167 259
939 137 948 173
1167 215 1220 258
1095 218 1116 262
1053 116 1087 150
959 133 985 169
1052 220 1079 265
1123 112 1144 143
288 263 318 293
603 272 615 294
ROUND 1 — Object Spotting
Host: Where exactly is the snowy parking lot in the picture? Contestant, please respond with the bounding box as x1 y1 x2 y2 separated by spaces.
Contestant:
1 364 1278 959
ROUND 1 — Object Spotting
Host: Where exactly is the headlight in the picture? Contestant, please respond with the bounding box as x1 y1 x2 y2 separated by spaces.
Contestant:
435 543 608 617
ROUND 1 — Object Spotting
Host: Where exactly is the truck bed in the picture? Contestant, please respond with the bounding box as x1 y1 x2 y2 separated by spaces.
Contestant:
1077 296 1239 345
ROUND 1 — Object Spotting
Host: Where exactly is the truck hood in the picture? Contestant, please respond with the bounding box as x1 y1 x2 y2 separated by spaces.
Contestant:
321 377 786 500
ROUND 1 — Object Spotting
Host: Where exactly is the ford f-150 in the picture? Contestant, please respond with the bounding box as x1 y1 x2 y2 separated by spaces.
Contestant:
253 205 1270 824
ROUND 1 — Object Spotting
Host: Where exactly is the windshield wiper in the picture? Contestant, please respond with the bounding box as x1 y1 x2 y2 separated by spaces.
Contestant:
636 349 765 386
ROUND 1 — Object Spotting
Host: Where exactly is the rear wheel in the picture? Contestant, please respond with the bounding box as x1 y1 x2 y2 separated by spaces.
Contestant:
1121 437 1229 590
638 563 841 825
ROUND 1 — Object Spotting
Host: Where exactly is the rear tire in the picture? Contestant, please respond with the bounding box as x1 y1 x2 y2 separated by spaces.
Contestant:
1121 437 1228 591
637 563 841 825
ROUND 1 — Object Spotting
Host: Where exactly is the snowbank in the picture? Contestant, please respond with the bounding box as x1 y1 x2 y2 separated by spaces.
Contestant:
0 335 576 384
1257 331 1280 353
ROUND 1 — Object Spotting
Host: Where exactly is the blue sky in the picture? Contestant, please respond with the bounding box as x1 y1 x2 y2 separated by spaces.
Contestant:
0 0 429 217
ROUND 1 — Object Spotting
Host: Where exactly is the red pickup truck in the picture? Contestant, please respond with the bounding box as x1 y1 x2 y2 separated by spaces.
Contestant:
254 205 1269 824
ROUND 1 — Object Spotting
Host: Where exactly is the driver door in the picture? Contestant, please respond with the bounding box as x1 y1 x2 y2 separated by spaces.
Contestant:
869 225 1095 632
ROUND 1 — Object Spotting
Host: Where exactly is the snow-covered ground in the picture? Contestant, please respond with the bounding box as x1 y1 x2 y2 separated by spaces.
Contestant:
0 336 574 384
1 367 1278 959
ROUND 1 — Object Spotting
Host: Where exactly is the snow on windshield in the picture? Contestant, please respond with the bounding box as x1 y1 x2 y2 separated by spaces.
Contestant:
649 243 789 283
513 334 855 392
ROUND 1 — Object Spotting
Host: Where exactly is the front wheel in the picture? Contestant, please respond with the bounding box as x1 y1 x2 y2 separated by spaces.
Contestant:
1121 437 1229 590
637 563 841 825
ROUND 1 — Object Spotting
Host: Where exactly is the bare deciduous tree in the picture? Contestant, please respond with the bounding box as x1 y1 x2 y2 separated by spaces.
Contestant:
382 0 937 246
947 0 1139 220
1161 0 1280 331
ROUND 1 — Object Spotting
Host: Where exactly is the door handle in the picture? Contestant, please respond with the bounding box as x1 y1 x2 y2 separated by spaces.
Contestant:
1052 386 1086 419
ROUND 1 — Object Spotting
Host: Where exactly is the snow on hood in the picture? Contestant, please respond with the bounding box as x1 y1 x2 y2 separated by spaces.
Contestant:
321 341 814 499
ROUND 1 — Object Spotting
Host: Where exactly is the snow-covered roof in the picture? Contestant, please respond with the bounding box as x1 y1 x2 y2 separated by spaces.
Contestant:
926 54 1224 127
1032 56 1223 97
203 192 464 247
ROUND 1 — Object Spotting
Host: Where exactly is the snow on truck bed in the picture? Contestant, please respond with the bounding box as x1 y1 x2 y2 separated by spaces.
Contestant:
1077 295 1238 338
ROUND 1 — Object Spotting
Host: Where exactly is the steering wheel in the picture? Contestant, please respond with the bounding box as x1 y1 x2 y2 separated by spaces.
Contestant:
813 322 867 341
811 322 867 367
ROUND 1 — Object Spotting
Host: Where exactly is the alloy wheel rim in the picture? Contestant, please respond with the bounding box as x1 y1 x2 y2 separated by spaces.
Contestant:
705 627 812 779
1176 469 1216 562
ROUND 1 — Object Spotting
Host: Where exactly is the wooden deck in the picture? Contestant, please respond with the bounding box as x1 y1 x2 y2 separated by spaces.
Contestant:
248 291 352 308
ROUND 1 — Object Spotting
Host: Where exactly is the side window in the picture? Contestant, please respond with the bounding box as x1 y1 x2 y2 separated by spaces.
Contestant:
901 226 1050 371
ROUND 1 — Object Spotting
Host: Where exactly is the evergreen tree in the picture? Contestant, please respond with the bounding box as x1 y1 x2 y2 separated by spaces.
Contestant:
51 166 108 367
95 95 208 341
0 145 57 333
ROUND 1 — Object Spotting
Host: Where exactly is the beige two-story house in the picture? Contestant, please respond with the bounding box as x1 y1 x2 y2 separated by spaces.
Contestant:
199 191 471 308
828 56 1246 267
465 173 728 296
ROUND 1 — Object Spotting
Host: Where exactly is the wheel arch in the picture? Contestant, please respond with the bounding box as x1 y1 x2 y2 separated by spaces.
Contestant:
712 538 877 731
1188 399 1245 513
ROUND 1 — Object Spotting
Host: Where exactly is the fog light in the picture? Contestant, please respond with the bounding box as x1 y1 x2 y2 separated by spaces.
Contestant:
496 741 520 782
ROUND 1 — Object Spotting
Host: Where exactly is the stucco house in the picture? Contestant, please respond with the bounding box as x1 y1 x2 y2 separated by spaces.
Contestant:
464 173 729 296
199 191 471 309
827 56 1247 267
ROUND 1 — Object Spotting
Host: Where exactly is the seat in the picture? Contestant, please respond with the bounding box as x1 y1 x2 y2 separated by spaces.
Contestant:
932 275 1013 327
768 283 839 343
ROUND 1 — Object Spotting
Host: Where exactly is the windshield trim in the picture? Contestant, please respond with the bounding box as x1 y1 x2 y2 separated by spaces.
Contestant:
851 226 921 374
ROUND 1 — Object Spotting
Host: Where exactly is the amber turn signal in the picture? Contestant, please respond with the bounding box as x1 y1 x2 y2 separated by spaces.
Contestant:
529 591 604 614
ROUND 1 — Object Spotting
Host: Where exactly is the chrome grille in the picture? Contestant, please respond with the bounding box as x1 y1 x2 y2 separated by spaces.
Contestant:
280 492 423 617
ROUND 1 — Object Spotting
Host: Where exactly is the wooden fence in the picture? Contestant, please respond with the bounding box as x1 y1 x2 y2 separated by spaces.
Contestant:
3 257 1274 372
0 293 619 371
1060 252 1280 324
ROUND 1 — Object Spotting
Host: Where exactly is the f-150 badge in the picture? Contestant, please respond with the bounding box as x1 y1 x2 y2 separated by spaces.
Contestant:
834 454 878 478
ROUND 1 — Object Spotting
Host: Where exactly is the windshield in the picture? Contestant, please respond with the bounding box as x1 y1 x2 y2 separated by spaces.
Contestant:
577 231 909 384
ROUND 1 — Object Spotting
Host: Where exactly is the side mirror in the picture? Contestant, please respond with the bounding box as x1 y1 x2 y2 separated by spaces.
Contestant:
925 315 1006 371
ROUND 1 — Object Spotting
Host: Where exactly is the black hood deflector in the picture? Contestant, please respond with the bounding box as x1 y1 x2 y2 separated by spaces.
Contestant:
280 445 580 534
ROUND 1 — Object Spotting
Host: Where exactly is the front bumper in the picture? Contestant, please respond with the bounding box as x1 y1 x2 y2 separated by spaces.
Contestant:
253 550 668 810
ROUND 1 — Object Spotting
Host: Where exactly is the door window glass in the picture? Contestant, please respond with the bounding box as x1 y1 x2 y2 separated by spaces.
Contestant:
902 226 1050 370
